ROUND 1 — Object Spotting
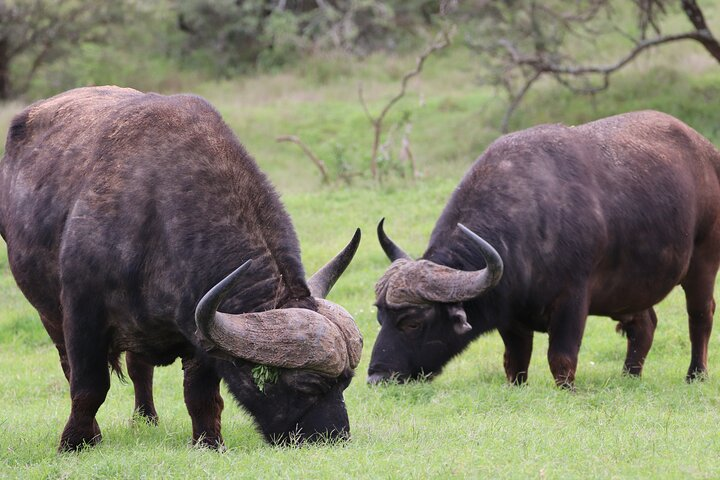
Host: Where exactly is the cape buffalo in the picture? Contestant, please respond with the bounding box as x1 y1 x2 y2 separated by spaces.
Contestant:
368 110 720 388
0 86 363 451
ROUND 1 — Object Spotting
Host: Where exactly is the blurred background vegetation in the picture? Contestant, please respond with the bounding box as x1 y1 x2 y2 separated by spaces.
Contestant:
0 0 719 189
0 0 456 100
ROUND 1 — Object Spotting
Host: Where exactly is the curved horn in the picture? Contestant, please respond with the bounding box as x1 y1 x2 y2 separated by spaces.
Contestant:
198 308 351 376
195 259 253 341
377 218 411 262
315 299 363 370
383 224 503 305
457 223 503 289
195 259 361 376
307 228 361 299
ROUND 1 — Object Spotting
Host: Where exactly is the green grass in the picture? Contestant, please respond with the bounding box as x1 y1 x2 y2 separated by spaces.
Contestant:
2 184 720 478
3 10 720 477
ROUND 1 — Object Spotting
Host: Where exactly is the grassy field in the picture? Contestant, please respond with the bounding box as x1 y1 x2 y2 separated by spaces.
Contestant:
3 14 720 478
2 185 720 479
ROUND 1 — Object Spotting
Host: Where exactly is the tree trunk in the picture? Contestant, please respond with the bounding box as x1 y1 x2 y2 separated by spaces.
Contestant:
681 0 720 63
0 37 9 100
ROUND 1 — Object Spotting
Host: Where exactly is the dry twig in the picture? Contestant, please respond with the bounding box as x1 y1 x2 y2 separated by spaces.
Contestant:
358 29 452 180
276 135 329 184
399 123 418 182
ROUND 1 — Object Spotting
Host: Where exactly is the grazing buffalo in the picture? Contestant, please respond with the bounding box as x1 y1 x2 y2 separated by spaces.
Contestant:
0 86 362 451
368 110 720 388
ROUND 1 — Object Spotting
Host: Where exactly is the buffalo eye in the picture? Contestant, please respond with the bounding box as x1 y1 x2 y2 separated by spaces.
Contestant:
285 372 332 396
398 318 422 333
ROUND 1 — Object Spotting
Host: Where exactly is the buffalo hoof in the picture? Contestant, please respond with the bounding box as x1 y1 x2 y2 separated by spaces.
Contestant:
58 419 102 453
686 368 708 383
507 372 529 385
133 407 159 425
554 379 576 391
192 435 225 451
59 429 102 452
59 418 102 452
622 365 643 377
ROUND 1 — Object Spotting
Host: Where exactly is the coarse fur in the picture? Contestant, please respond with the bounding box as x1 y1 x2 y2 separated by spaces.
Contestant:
369 110 720 388
0 86 354 450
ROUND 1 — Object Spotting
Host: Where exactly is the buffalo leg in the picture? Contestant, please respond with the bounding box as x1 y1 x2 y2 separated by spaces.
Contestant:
681 251 719 381
547 292 589 389
614 308 658 376
182 357 224 448
499 328 533 385
39 313 71 381
59 297 110 451
127 352 158 424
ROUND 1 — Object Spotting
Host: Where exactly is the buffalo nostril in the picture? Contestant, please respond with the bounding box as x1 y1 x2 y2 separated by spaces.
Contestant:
367 372 391 385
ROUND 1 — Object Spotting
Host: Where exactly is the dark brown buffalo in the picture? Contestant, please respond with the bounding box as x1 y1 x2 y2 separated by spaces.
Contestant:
0 86 362 451
369 110 720 388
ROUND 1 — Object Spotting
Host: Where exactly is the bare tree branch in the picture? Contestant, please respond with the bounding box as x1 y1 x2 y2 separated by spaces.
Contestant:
500 70 542 134
276 135 329 184
681 0 720 62
469 0 720 132
634 0 667 38
17 42 53 95
360 28 452 179
357 83 375 124
399 123 418 182
499 31 713 77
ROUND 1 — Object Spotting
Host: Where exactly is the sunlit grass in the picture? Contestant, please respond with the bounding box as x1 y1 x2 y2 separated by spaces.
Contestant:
2 9 720 476
2 184 720 478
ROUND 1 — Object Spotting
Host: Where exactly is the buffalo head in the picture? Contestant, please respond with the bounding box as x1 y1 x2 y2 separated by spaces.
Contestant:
367 220 503 384
196 230 362 443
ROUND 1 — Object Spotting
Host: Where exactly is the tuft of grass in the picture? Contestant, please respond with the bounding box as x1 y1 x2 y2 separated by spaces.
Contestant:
251 365 280 393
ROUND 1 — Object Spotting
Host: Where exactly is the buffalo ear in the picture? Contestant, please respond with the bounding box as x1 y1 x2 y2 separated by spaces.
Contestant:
448 304 472 335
